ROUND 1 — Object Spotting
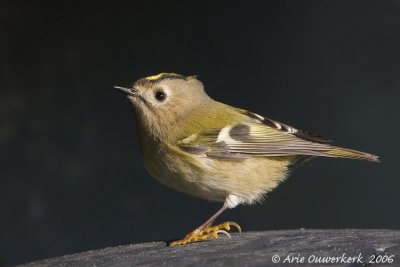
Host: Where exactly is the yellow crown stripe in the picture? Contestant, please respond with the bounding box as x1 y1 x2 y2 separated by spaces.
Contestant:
146 73 179 81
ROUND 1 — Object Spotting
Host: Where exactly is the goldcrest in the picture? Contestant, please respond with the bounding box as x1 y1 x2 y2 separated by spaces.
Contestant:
115 73 378 246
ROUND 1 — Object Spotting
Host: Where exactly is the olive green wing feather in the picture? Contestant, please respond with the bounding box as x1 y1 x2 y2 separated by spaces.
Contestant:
177 110 379 162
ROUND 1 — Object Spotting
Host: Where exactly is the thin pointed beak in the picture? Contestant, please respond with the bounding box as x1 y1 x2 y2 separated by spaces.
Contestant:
114 86 138 97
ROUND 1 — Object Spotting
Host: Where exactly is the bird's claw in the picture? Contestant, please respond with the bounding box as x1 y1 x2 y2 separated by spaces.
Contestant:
169 221 241 246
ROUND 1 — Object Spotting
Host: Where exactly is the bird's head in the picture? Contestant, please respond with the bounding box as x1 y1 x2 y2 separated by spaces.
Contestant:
115 73 211 138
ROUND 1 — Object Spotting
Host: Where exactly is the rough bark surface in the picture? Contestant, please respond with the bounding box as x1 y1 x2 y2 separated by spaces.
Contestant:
18 229 400 267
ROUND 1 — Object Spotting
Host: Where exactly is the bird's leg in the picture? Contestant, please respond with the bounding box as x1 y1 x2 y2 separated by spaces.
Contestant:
169 202 241 246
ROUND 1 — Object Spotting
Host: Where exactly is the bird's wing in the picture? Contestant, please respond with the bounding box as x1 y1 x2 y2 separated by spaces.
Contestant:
177 110 379 162
177 110 335 160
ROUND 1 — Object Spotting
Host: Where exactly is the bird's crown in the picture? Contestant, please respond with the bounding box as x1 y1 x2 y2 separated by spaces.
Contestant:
134 73 195 87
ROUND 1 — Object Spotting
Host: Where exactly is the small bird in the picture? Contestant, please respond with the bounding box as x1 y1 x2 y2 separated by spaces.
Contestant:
115 73 379 246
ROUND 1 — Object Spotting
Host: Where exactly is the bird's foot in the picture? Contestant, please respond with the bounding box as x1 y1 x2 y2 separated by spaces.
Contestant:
169 221 241 246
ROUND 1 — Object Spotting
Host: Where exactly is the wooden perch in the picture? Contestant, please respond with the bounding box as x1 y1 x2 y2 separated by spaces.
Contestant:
18 229 400 267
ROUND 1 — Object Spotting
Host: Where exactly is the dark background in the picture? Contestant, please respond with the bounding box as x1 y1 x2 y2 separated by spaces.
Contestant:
1 1 399 266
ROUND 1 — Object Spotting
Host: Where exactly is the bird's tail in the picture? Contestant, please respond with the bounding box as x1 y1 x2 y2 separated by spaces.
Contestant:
324 147 379 162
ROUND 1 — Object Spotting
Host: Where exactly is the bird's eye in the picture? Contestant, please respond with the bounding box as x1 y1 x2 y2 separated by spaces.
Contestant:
154 90 166 102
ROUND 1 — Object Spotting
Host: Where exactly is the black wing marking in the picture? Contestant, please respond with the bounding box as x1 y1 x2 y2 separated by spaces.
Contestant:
245 111 332 143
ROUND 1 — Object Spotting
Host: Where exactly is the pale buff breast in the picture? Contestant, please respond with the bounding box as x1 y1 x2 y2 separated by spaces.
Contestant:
141 143 290 205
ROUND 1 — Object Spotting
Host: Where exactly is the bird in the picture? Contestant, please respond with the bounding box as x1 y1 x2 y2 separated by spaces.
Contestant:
115 73 379 246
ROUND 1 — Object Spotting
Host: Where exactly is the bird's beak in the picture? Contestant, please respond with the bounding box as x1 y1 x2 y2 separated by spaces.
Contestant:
114 86 138 97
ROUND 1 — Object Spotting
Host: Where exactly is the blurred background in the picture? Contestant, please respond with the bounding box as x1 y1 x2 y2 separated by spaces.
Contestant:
1 1 399 266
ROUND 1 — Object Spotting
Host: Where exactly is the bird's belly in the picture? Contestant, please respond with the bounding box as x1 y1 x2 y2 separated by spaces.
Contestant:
142 147 290 204
143 151 227 202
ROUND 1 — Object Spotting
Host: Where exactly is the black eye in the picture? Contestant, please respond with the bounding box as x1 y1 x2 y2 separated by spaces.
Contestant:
155 90 166 102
